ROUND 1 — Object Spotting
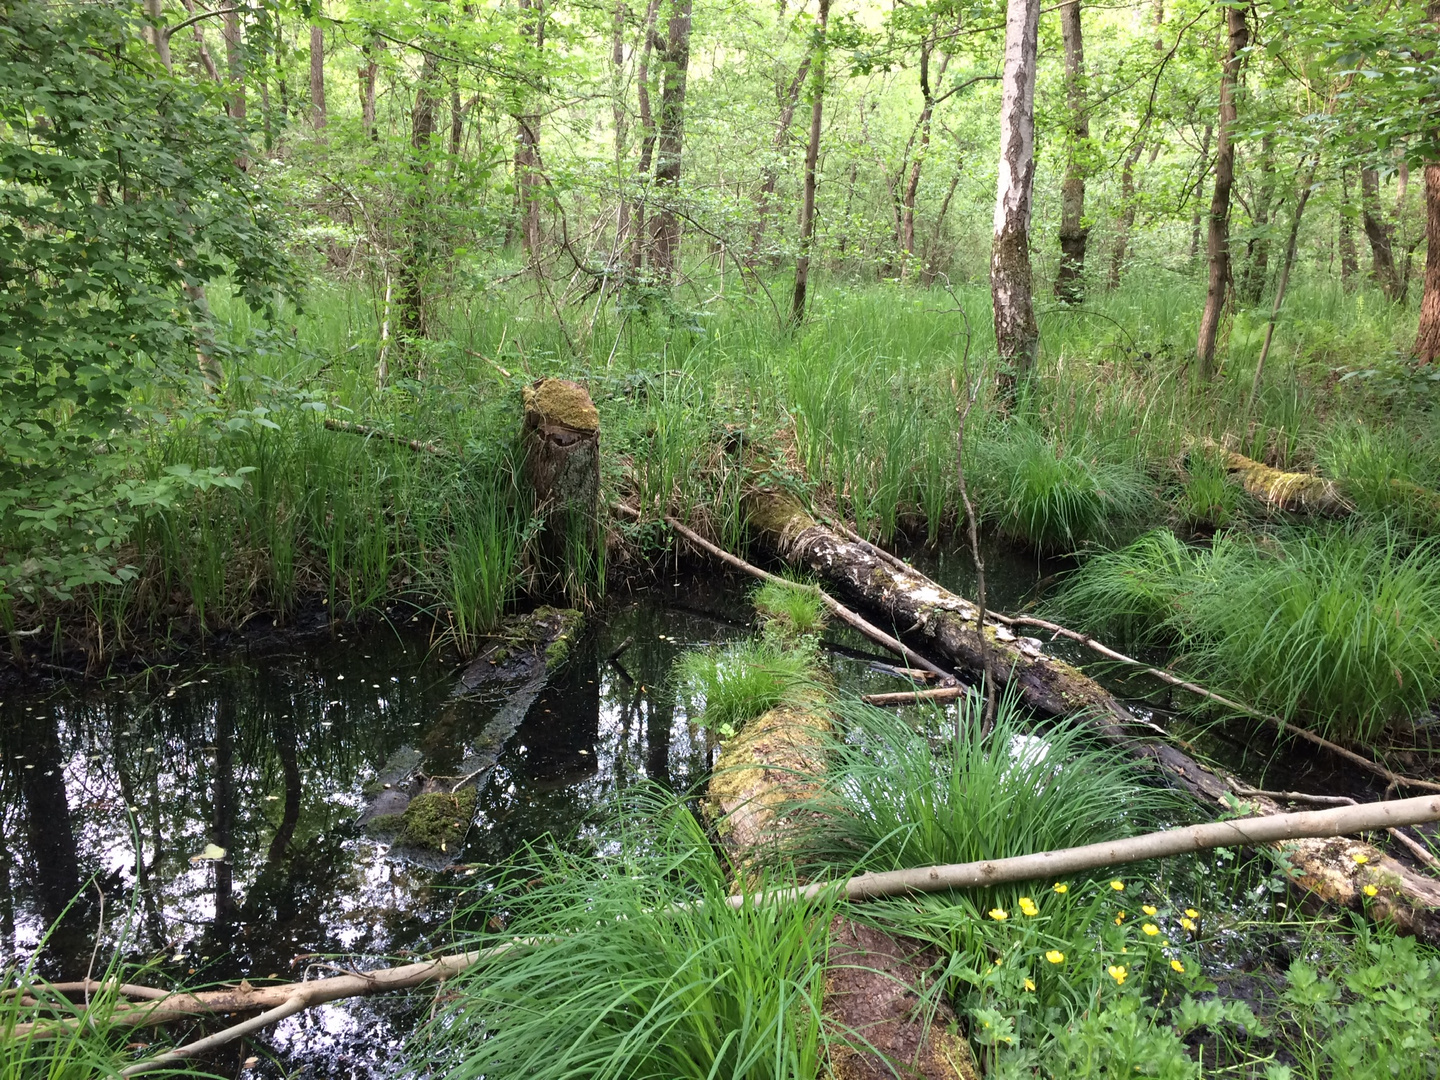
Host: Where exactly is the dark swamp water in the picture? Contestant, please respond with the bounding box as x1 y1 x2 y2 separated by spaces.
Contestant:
0 546 1390 1077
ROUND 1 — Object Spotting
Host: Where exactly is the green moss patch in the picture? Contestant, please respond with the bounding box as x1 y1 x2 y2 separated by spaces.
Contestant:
396 788 477 853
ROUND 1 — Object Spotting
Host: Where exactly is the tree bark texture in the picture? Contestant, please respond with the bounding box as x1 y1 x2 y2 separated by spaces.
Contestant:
990 0 1041 398
740 489 1440 940
1108 139 1144 289
1238 132 1275 305
513 0 545 255
650 0 693 279
222 7 245 124
1195 5 1248 381
789 0 831 323
749 55 811 265
1361 167 1401 300
1055 0 1089 302
309 23 326 129
522 380 601 582
1415 162 1440 363
358 35 380 140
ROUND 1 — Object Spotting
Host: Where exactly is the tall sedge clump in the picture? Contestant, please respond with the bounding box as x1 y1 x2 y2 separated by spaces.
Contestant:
410 796 836 1080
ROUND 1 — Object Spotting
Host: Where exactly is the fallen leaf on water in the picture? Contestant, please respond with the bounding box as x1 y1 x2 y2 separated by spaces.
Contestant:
189 843 226 863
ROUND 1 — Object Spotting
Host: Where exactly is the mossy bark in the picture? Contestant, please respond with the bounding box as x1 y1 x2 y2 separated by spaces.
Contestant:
1203 441 1353 515
742 488 1440 943
522 378 600 584
707 700 977 1078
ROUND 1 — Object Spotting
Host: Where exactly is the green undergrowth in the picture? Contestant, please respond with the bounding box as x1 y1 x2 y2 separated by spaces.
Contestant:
411 795 837 1080
1052 525 1440 744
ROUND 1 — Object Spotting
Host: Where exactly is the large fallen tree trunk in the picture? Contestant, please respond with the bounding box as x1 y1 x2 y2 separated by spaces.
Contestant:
740 488 1440 940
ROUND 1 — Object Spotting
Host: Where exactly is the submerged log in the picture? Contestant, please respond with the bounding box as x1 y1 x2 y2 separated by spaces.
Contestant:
741 489 1440 941
522 378 600 579
708 702 977 1080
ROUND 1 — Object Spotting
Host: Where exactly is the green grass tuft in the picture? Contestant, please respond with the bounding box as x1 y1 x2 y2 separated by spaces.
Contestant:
752 577 827 640
674 639 820 735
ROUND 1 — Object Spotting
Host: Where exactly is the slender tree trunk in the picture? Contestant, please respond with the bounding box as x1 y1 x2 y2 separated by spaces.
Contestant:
1109 139 1144 289
649 0 693 280
175 0 220 80
512 0 545 255
143 0 172 70
222 7 245 120
629 0 662 270
1189 123 1213 260
900 33 951 279
1414 162 1440 363
990 0 1042 400
1361 166 1401 300
309 22 326 129
1239 132 1275 305
750 55 812 265
920 168 962 285
1248 152 1321 409
397 50 441 339
359 35 380 141
1195 4 1248 381
611 0 632 254
277 24 290 123
1339 167 1359 288
450 79 463 156
1055 0 1089 302
789 0 831 323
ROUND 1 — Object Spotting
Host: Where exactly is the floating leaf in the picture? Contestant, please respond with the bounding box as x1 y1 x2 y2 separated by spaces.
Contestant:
189 843 226 863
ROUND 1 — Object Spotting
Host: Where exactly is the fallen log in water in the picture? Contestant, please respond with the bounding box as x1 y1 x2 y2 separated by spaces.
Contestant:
739 488 1440 939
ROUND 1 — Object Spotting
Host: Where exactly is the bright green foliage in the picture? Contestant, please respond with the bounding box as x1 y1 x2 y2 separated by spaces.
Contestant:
674 639 819 736
1055 526 1440 741
972 425 1155 553
413 797 834 1080
752 577 827 640
1317 420 1440 531
0 0 291 604
1176 449 1247 530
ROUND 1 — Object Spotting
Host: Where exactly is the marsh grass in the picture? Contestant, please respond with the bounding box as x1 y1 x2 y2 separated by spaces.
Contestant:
413 795 836 1080
674 639 821 735
1054 526 1440 742
751 578 827 640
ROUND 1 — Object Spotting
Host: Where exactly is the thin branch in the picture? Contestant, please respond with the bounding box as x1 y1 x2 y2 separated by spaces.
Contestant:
162 7 241 40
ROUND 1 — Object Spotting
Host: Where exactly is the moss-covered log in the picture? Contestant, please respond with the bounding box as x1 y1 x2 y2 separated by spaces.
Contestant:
1203 440 1352 515
708 701 977 1079
741 488 1440 942
522 378 600 580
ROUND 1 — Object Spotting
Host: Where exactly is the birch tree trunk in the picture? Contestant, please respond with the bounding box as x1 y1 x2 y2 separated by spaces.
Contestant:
789 0 832 324
309 22 326 129
1195 4 1248 381
1414 162 1440 363
649 0 693 280
990 0 1041 401
1361 166 1402 300
1054 0 1089 302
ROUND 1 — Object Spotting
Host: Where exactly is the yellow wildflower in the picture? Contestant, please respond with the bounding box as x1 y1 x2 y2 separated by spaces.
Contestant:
1110 880 1125 892
989 908 1008 922
1179 917 1197 932
1053 883 1069 894
1045 950 1065 964
1142 905 1158 916
1107 965 1128 985
994 958 1002 966
1142 923 1160 936
1183 908 1198 919
1353 853 1369 865
1114 911 1126 924
1024 978 1036 992
1363 884 1379 898
1170 959 1186 974
1019 897 1040 917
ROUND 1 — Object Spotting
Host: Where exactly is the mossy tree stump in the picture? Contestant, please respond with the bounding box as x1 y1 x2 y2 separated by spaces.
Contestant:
522 378 600 589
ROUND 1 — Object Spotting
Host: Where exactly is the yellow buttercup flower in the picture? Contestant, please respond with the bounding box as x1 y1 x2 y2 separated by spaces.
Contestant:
1019 897 1039 917
1024 978 1036 992
1142 923 1160 936
1183 908 1198 919
1045 950 1065 964
1353 853 1369 865
1170 959 1186 974
1110 880 1125 892
993 958 1002 966
1363 884 1379 897
1142 905 1158 916
1107 965 1128 985
989 908 1008 922
1179 917 1197 932
1053 883 1069 894
1114 911 1126 924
